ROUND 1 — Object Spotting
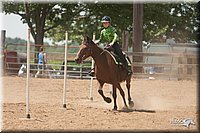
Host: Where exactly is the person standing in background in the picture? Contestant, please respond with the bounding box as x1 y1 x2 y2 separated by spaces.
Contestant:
35 47 47 78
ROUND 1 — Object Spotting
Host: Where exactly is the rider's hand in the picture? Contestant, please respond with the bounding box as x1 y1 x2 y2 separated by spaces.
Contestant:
105 44 111 49
108 42 114 46
94 40 100 44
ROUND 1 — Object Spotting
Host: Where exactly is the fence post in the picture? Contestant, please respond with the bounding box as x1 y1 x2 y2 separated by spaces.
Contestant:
183 48 187 80
178 49 187 80
80 64 83 79
122 31 130 52
124 31 129 52
122 31 125 51
186 57 193 80
1 30 6 75
1 30 6 48
178 57 182 80
169 45 173 80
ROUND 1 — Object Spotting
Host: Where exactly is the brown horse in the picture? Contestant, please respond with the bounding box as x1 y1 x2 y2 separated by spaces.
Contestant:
75 36 134 110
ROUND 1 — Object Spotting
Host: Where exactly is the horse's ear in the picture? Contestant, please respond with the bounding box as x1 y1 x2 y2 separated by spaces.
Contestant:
83 36 88 41
83 35 93 46
86 36 90 41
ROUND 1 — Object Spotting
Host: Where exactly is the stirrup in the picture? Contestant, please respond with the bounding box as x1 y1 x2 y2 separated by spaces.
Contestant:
88 70 95 77
126 67 132 76
127 70 133 76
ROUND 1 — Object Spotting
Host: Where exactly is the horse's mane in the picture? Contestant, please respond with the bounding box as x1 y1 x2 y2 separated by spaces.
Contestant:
85 36 121 65
84 36 108 53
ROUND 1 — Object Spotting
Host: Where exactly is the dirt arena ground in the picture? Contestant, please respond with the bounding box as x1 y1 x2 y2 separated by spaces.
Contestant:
1 76 198 132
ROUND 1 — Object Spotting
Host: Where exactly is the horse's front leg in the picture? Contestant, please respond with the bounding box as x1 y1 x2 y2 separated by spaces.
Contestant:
98 80 112 103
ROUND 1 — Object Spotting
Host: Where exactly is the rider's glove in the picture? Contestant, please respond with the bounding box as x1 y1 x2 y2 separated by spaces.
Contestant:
105 44 111 49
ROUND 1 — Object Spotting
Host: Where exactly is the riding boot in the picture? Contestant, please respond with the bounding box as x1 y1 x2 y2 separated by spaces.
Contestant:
124 64 133 76
126 65 133 76
120 54 132 76
112 42 132 75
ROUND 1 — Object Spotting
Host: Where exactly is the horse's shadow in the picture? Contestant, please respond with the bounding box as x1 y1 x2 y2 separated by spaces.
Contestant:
116 108 156 113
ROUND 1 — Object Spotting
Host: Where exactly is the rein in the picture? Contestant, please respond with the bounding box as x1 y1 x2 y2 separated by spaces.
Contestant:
100 50 106 55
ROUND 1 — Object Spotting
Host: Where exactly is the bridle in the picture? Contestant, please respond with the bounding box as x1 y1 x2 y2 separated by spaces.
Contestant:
79 41 107 61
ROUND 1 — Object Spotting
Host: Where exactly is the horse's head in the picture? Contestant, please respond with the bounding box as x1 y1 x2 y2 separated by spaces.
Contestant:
75 36 94 64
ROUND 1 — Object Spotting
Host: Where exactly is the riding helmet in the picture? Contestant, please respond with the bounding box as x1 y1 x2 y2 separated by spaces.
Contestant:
101 16 111 23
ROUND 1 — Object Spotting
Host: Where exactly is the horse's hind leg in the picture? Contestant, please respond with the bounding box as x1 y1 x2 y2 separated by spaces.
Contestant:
112 85 117 110
98 80 112 103
126 77 134 108
116 83 128 109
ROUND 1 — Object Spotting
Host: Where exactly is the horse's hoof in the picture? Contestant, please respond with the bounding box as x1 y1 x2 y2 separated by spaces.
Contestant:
112 107 117 111
104 97 112 103
122 106 129 111
129 101 134 108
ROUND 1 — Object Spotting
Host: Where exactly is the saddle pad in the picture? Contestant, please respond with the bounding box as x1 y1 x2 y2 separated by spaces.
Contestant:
106 50 131 66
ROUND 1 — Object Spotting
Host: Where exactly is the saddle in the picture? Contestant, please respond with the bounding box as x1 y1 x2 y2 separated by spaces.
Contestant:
106 50 131 67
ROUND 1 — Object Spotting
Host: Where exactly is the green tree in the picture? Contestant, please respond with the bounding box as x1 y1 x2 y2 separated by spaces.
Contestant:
46 3 133 43
46 2 198 44
5 37 27 44
3 2 198 47
2 2 81 62
143 3 198 42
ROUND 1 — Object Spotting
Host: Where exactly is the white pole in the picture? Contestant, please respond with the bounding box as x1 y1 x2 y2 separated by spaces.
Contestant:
26 28 31 118
89 33 95 100
63 31 68 108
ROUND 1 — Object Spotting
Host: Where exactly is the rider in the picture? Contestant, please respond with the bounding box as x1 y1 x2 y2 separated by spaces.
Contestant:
89 16 132 76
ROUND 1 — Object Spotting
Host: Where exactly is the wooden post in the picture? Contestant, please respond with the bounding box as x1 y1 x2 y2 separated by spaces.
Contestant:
169 45 173 80
122 31 125 51
1 30 6 75
183 48 187 80
187 58 192 80
80 64 83 79
124 31 129 52
177 57 183 80
122 31 129 52
132 3 143 73
1 30 6 48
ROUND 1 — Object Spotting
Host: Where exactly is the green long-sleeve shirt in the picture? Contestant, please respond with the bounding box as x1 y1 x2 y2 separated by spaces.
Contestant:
98 26 118 45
